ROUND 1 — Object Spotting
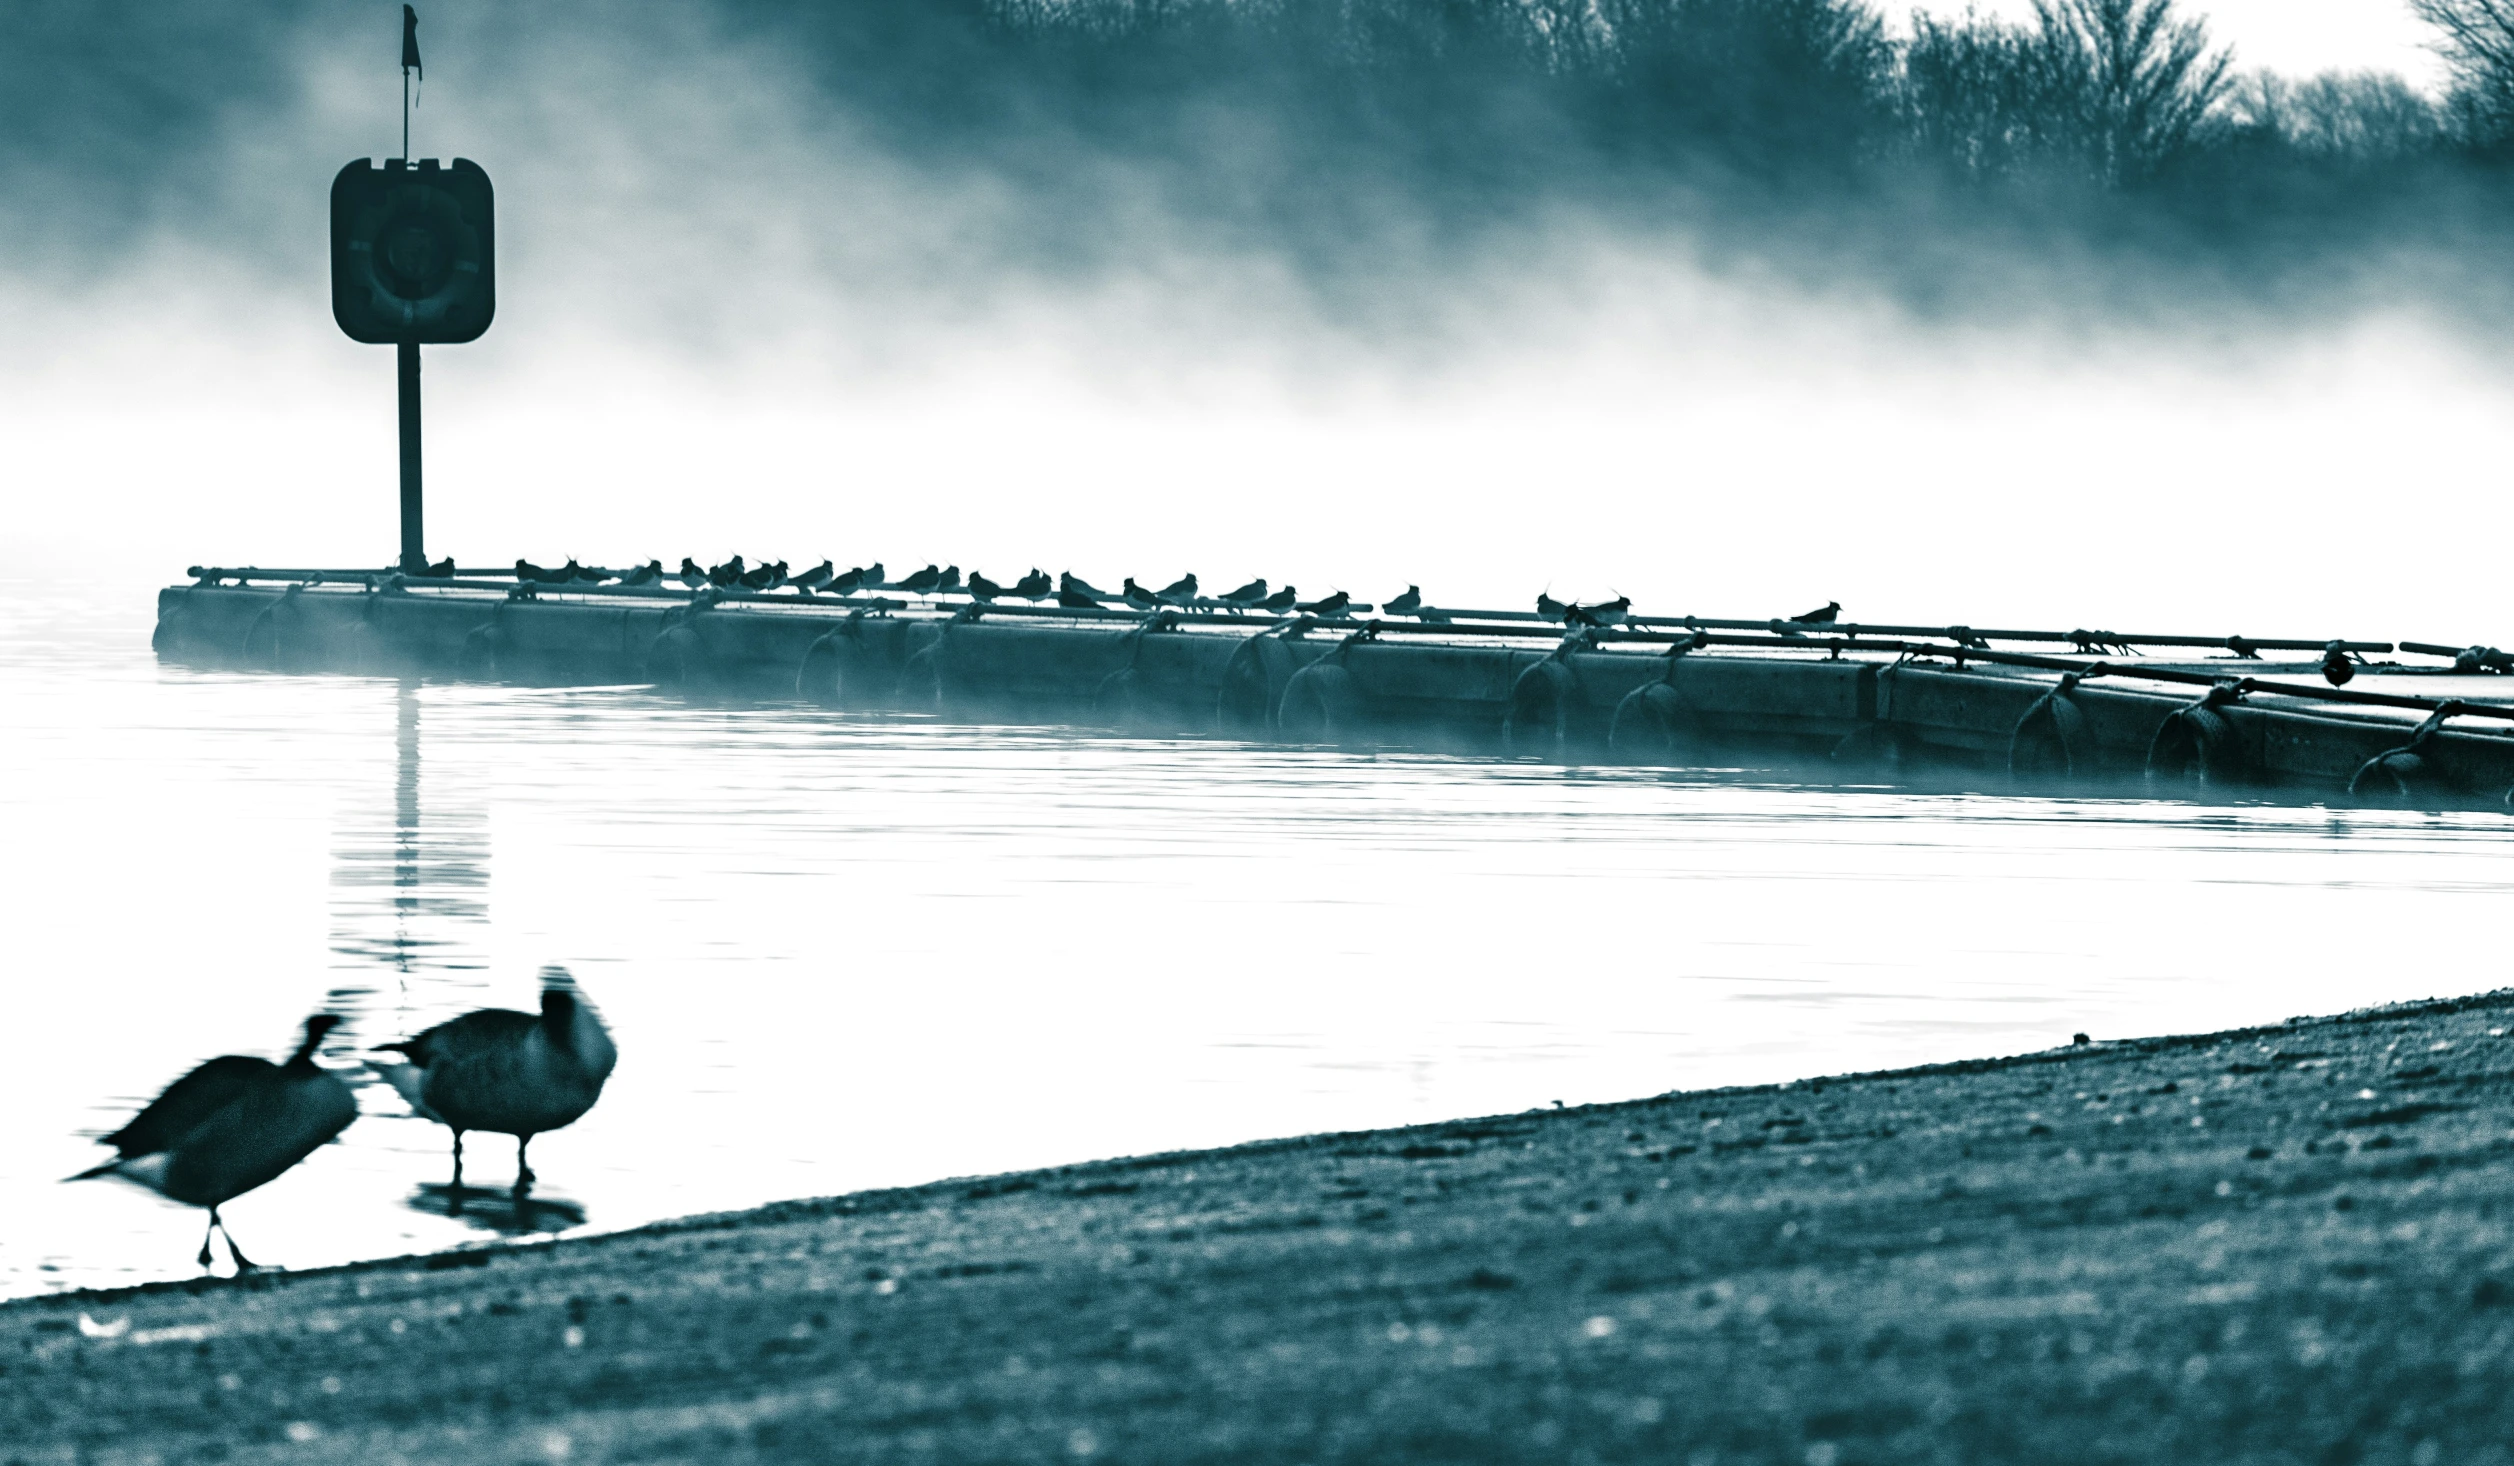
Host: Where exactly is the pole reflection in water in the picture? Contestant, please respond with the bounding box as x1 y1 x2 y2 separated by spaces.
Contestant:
327 683 587 1235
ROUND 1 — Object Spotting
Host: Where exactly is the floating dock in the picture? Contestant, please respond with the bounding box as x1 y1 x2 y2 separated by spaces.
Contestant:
155 568 2514 809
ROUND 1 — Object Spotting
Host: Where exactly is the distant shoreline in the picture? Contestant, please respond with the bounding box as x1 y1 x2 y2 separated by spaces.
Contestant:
9 990 2512 1461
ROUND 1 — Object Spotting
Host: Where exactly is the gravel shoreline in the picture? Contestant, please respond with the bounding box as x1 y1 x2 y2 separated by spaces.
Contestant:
9 992 2514 1464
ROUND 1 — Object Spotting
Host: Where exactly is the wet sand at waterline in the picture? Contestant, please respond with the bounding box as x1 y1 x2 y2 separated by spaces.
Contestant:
8 991 2512 1464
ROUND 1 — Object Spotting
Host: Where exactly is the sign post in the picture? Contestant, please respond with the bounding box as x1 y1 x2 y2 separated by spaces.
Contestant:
331 10 494 573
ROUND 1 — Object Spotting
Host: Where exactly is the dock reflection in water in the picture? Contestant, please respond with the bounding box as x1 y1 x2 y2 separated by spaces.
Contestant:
6 583 2514 1295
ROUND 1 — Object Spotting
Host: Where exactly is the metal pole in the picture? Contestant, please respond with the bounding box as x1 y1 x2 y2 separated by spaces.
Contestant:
398 340 425 573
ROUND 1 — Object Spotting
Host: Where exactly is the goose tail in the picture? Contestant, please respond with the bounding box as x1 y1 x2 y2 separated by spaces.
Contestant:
369 1059 440 1120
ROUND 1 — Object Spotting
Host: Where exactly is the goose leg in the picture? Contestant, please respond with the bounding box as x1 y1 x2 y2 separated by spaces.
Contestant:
515 1135 535 1195
220 1215 257 1273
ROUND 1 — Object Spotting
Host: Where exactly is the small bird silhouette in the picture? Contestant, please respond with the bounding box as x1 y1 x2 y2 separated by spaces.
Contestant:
1155 573 1198 605
828 566 868 596
421 557 456 578
619 560 662 588
1383 586 1422 616
740 560 783 590
1791 601 1841 624
1536 593 1569 622
790 560 834 593
569 561 613 584
1577 595 1631 627
707 556 745 588
898 565 944 595
1122 578 1161 610
935 566 963 594
1061 572 1111 602
676 558 708 590
72 1015 357 1270
1297 590 1351 616
1257 586 1299 613
516 558 554 583
1056 587 1102 609
374 968 617 1203
1013 569 1052 599
967 571 1003 601
1218 578 1268 607
859 562 887 588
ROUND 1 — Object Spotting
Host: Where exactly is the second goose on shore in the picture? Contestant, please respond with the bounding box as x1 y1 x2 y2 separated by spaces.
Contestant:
372 967 617 1200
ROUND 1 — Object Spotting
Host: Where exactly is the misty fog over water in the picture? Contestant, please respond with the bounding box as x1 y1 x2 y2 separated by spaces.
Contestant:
4 1 2510 633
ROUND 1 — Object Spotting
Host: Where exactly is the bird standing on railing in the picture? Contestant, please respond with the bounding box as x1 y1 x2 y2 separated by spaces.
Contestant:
1382 586 1422 616
828 566 868 596
1791 601 1841 624
569 561 614 584
1013 570 1052 599
1536 593 1569 622
1155 573 1198 606
1576 595 1630 627
372 968 617 1205
422 557 457 579
1217 578 1267 610
934 566 962 595
1298 590 1352 616
790 560 834 593
898 565 944 595
1056 587 1101 609
1122 578 1161 611
1258 586 1298 613
516 558 555 584
966 571 1003 602
71 1015 358 1271
620 560 662 588
1061 572 1112 602
707 556 745 588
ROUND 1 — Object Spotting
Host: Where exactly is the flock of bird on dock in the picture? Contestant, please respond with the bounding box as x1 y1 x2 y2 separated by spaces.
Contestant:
72 969 615 1271
414 555 1846 631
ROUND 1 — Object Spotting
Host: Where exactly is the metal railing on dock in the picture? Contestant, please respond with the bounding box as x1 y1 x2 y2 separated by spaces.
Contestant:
184 565 2514 727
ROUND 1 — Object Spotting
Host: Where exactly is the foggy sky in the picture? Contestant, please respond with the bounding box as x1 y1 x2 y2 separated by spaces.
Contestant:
3 3 2510 640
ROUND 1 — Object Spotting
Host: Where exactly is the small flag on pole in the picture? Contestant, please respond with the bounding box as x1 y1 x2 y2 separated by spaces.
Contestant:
402 6 422 79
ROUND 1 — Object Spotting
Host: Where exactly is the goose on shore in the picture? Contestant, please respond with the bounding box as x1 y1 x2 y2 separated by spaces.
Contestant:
373 968 617 1200
71 1015 358 1270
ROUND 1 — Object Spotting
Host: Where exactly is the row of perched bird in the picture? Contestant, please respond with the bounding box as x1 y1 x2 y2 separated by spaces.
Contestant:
413 556 1845 631
73 969 614 1270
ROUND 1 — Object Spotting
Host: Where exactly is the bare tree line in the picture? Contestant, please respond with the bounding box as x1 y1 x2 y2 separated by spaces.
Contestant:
989 0 2514 182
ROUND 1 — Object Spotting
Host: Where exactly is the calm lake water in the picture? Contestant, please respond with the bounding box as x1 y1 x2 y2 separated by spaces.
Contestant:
4 577 2508 1297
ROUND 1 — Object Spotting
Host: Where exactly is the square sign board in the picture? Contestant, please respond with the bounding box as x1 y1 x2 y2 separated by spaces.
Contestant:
331 157 495 344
